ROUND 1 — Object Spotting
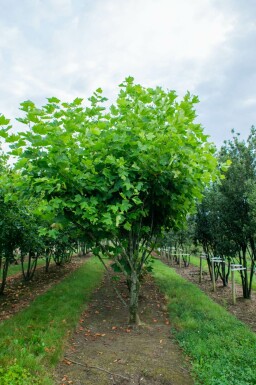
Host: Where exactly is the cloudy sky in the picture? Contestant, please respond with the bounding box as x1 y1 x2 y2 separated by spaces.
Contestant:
0 0 255 146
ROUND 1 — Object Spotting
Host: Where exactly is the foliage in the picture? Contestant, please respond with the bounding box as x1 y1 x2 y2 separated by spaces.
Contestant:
1 77 221 322
0 364 41 385
0 160 29 292
195 127 256 297
153 259 256 385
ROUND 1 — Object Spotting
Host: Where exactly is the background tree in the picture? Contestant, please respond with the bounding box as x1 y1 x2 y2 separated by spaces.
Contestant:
1 78 221 323
195 128 256 297
195 187 233 286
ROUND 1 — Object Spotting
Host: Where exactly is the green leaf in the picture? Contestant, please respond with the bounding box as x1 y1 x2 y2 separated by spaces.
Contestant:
47 97 60 104
146 133 155 141
0 115 10 126
72 97 83 106
32 124 48 135
6 134 20 143
123 222 131 231
0 128 9 138
20 100 35 111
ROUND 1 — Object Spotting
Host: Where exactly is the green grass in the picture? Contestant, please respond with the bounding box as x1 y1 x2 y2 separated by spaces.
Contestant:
189 255 256 291
153 259 256 385
7 258 46 277
0 257 105 385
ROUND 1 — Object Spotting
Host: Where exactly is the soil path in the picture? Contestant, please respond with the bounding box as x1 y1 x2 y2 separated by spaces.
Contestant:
54 274 194 385
171 262 256 332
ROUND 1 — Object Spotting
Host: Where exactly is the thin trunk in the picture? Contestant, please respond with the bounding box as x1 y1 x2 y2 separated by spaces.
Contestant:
129 271 141 325
45 249 52 272
22 250 38 281
248 239 256 297
0 254 9 295
239 246 251 299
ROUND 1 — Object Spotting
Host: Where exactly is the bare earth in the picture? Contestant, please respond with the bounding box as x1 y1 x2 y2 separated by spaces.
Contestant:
54 274 194 385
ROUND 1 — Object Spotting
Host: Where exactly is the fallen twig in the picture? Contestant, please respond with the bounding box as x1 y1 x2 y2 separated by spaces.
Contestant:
64 356 130 381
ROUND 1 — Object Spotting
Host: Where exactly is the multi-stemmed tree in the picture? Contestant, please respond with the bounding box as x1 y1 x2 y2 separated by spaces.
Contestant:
1 78 220 322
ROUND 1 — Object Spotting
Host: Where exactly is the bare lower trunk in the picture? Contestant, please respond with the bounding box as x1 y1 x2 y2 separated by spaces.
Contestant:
0 256 9 295
129 271 141 325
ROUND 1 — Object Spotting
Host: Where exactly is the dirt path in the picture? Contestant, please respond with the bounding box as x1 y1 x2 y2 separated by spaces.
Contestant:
172 262 256 332
54 274 194 385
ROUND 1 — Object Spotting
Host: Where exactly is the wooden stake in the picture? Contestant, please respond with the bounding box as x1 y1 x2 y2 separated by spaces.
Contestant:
199 255 203 283
231 269 236 305
212 259 216 292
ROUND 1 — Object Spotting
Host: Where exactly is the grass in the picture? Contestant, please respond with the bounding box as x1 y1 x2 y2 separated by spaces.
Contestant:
0 257 105 385
7 258 46 277
153 259 256 385
189 255 256 291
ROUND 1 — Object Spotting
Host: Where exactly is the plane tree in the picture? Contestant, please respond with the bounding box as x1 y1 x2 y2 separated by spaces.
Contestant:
1 78 221 323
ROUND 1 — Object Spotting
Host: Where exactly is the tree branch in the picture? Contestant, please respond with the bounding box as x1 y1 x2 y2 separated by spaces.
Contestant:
64 356 130 381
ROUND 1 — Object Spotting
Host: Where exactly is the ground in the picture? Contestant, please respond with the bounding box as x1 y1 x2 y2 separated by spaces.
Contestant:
54 273 194 385
1 258 256 385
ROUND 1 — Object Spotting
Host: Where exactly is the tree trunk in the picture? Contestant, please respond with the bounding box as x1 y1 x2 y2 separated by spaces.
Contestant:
0 254 9 295
21 250 38 281
45 249 52 273
129 271 141 325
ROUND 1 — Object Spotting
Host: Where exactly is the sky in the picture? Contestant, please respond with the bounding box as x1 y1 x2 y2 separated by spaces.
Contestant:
0 0 256 147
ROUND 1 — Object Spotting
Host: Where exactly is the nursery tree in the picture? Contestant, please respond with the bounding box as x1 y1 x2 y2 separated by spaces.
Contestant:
195 128 256 297
218 129 256 297
0 156 34 292
1 78 220 323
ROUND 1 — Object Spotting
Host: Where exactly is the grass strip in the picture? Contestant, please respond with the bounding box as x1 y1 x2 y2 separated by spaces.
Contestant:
0 257 105 385
153 259 256 385
189 255 256 291
7 258 46 277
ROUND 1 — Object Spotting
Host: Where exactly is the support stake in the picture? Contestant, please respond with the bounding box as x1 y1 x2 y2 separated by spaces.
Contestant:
212 259 216 292
199 255 203 283
231 269 236 305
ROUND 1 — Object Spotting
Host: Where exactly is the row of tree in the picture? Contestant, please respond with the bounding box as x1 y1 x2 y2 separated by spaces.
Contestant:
195 128 256 298
0 157 86 294
162 127 256 299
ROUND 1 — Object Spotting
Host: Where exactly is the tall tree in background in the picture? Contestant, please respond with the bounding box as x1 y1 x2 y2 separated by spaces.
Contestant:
0 77 221 323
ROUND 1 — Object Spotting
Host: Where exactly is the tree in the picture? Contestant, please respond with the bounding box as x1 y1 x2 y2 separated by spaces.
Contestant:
195 187 233 286
0 154 25 293
195 128 256 297
1 78 220 323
